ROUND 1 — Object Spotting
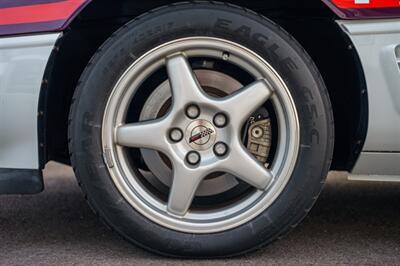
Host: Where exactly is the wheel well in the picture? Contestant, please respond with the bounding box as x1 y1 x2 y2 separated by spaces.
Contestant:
40 0 367 171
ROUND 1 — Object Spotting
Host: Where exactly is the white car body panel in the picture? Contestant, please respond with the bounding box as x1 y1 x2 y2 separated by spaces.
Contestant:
0 33 60 169
338 19 400 176
338 19 400 152
351 152 400 175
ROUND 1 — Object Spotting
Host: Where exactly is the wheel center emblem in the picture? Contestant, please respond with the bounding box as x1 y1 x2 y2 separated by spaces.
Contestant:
186 120 216 150
189 127 214 144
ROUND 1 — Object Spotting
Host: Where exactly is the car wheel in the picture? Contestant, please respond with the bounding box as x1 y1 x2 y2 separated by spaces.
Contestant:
69 2 334 258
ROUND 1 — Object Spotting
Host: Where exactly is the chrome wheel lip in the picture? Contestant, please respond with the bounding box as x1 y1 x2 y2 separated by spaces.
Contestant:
102 37 300 233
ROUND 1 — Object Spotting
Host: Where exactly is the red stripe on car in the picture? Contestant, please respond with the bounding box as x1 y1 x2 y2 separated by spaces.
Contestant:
332 0 400 8
0 0 86 26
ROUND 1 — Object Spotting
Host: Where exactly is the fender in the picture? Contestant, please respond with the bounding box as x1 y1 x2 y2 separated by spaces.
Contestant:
1 0 400 36
3 1 399 37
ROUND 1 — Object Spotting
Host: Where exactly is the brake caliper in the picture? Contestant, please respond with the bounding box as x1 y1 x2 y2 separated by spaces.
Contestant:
246 110 272 165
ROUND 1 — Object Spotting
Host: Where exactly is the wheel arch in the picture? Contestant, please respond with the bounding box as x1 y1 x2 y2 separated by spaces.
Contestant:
38 0 367 171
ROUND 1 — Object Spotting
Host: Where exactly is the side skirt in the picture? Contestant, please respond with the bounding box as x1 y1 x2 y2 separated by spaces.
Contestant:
0 168 43 194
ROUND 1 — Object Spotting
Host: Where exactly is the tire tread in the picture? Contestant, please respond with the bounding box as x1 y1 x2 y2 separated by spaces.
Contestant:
68 1 334 258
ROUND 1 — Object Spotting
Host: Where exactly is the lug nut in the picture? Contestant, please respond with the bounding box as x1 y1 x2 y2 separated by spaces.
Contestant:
186 104 200 119
169 128 183 142
214 142 228 157
186 151 201 165
213 113 228 128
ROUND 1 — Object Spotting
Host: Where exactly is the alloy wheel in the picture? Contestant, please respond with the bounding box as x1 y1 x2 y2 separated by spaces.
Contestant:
102 37 299 233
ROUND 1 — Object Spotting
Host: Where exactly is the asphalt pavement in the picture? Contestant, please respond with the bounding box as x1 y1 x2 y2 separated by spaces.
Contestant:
1 162 399 265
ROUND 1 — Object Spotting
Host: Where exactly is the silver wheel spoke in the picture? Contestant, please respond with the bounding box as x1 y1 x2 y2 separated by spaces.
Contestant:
167 165 204 216
115 119 167 152
222 141 273 190
166 54 207 110
219 79 273 127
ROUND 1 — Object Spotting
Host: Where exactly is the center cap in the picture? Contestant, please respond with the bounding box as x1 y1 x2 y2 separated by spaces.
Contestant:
186 120 216 150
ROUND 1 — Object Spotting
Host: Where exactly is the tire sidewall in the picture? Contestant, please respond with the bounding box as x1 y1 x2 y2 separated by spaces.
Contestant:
70 3 333 257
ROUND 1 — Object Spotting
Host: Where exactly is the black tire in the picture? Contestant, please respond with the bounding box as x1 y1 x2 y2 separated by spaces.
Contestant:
69 2 334 258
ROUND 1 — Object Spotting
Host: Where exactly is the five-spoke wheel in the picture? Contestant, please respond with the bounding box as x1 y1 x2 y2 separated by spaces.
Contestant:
102 37 299 232
69 2 333 257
